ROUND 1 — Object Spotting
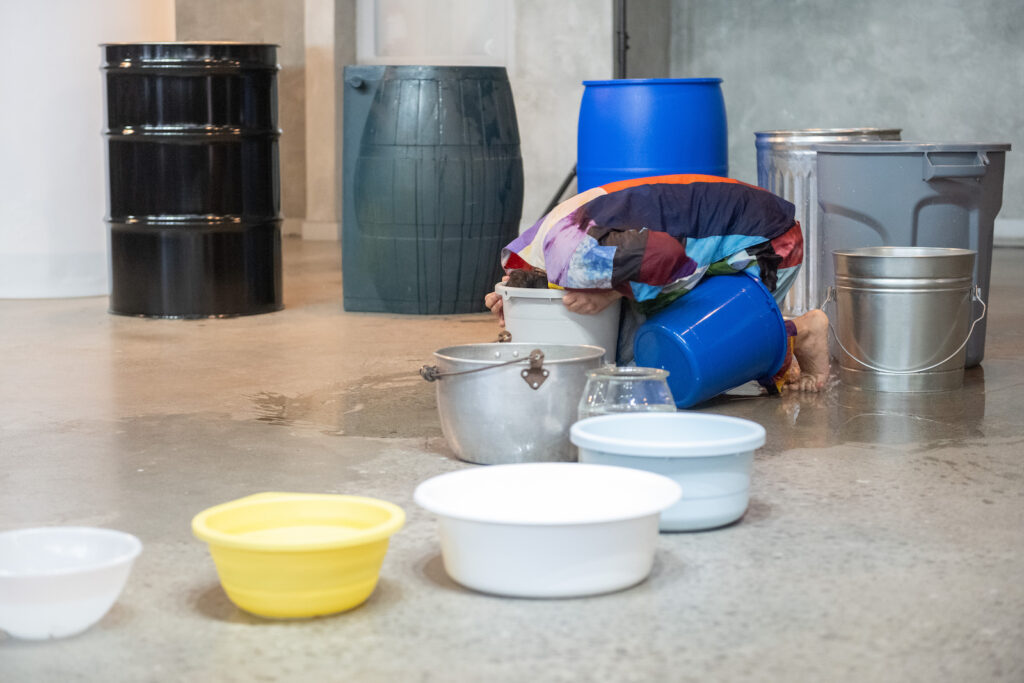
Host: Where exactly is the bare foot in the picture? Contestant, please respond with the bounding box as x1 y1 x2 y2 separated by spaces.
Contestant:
783 354 802 386
790 309 830 392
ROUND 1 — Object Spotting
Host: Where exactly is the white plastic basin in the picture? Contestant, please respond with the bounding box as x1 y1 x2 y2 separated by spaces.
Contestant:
0 527 142 639
414 462 681 598
571 413 765 531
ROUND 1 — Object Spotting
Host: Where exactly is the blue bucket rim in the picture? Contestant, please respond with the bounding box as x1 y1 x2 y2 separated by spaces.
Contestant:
732 272 788 379
636 272 789 394
583 77 722 86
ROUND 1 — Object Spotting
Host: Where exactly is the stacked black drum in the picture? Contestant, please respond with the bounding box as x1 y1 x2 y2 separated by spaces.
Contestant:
102 43 282 318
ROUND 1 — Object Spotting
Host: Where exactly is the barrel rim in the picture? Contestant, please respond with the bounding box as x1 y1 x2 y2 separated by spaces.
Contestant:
816 141 1011 153
101 41 280 47
377 65 510 77
755 127 902 139
833 246 977 259
583 77 722 86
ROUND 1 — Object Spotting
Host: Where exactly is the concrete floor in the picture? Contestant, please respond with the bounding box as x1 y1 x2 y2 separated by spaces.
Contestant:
1 239 1022 682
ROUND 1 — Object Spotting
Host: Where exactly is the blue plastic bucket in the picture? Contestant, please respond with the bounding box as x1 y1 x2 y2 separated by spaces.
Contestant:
577 78 728 192
633 273 788 408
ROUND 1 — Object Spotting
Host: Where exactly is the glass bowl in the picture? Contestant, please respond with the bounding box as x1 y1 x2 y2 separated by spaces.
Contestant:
577 366 676 420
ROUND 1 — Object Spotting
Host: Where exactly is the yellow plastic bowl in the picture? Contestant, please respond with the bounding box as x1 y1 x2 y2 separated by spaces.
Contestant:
191 492 405 618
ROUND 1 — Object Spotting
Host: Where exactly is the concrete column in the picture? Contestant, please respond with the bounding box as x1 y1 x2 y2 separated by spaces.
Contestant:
302 0 338 241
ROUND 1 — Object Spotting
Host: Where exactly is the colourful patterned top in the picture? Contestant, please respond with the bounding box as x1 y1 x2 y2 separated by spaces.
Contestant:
502 174 804 313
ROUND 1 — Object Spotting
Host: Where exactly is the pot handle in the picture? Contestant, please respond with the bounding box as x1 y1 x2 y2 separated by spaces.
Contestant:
419 348 549 390
822 285 986 375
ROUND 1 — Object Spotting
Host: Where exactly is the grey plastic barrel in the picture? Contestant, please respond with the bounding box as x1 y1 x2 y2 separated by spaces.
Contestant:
755 129 901 318
832 247 978 393
817 142 1011 367
342 65 524 314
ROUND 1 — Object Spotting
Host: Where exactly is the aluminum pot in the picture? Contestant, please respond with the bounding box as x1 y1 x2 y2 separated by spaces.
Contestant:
421 343 605 465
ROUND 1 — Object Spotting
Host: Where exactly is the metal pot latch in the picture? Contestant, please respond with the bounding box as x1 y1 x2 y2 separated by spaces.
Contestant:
520 349 548 390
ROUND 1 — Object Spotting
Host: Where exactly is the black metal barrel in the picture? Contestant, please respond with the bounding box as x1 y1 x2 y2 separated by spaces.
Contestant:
343 65 524 314
102 43 282 318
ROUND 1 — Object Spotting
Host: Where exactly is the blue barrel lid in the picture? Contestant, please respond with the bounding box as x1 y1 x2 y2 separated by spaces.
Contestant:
583 77 722 86
816 141 1011 153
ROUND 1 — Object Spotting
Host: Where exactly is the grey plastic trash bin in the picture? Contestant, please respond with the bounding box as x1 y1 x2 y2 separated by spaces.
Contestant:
755 128 902 318
817 141 1011 367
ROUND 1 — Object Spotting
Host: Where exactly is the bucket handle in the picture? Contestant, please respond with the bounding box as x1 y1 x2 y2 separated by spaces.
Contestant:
822 285 986 375
923 151 989 181
420 348 550 390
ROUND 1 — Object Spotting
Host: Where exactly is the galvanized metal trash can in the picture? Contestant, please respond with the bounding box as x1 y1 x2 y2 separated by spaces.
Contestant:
817 141 1011 366
829 247 981 392
755 128 901 318
102 43 283 318
342 65 524 314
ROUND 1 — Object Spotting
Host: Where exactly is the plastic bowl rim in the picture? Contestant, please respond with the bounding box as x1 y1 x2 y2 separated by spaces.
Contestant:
414 463 682 526
571 412 766 457
190 492 406 552
0 526 142 579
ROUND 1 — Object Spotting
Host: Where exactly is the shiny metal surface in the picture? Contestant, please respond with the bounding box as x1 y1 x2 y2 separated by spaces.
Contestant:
815 142 1010 367
430 343 604 465
832 247 976 392
754 128 901 317
102 43 283 318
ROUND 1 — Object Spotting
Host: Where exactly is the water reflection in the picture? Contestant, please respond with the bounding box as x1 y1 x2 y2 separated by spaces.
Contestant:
699 366 987 450
833 365 987 445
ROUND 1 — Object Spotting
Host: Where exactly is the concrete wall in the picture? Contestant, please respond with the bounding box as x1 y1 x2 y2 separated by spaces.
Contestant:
670 0 1023 239
510 0 613 227
176 0 612 238
176 0 307 236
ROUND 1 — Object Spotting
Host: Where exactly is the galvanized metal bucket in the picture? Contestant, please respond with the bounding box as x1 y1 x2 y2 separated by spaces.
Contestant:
755 128 902 318
420 343 605 464
826 247 984 392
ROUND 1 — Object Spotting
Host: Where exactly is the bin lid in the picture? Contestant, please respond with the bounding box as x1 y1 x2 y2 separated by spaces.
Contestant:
816 141 1011 154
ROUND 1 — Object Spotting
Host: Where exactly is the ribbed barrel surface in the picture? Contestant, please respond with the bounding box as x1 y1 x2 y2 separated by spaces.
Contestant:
344 65 524 314
103 42 282 318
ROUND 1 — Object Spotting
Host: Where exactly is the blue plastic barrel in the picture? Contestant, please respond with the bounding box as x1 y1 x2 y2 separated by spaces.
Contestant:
577 78 728 192
633 273 788 408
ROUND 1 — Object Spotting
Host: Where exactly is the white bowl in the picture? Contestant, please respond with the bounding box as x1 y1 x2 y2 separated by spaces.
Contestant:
414 462 681 598
571 413 765 531
0 527 142 639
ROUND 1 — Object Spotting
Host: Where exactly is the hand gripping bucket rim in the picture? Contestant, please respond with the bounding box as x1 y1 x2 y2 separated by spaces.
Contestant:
633 272 788 408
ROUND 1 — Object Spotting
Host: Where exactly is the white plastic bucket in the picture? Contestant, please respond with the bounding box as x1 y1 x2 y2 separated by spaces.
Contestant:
571 413 765 532
496 283 621 363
